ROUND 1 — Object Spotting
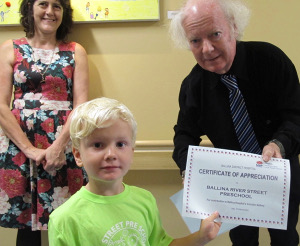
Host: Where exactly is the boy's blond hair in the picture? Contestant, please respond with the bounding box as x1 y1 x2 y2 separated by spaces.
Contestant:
70 97 137 149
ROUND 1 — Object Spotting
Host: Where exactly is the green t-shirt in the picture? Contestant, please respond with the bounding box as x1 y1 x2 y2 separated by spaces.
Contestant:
48 184 173 246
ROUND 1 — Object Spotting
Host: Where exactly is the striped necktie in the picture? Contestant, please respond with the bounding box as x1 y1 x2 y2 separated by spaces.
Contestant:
220 75 261 154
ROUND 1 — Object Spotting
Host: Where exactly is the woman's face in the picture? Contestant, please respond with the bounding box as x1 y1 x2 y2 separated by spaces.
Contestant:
32 0 63 36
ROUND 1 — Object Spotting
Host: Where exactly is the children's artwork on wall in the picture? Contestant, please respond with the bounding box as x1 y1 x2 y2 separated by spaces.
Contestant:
0 0 160 26
0 1 13 24
76 0 160 23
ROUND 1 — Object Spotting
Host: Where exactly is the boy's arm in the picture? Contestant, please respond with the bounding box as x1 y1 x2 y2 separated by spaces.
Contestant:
48 218 69 246
169 211 221 246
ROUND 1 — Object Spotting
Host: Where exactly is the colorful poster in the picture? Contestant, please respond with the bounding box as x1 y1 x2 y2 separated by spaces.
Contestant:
0 0 160 26
0 1 18 25
74 0 160 22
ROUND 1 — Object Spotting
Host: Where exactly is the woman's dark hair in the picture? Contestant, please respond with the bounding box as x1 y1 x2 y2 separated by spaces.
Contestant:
19 0 73 42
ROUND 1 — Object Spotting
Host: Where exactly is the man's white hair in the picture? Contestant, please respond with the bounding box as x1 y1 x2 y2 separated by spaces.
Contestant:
169 0 251 49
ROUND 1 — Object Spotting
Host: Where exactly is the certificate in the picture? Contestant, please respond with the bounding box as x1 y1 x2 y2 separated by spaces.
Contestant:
170 189 237 235
183 146 290 230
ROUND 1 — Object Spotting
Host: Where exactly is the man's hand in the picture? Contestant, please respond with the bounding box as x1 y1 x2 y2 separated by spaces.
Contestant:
262 142 282 162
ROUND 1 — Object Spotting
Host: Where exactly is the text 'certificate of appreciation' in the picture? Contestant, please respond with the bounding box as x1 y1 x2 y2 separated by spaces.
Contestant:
183 146 290 230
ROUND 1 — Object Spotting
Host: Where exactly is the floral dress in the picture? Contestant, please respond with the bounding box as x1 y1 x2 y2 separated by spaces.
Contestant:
0 37 88 230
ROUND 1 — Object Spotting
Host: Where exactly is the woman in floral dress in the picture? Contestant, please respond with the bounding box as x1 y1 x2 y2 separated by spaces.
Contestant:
0 0 89 245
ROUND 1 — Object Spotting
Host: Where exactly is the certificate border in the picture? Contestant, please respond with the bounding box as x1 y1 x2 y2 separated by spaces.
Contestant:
184 146 289 228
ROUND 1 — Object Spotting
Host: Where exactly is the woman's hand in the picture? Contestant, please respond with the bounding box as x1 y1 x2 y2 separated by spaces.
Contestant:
43 143 67 174
23 146 46 166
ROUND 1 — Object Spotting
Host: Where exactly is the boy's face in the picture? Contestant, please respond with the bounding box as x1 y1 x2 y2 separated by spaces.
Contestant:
73 119 134 194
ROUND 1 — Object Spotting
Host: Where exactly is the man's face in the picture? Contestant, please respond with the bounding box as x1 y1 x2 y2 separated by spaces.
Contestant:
183 2 237 74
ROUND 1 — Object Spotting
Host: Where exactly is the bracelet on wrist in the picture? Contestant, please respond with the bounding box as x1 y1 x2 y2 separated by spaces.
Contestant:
267 139 285 158
181 170 186 180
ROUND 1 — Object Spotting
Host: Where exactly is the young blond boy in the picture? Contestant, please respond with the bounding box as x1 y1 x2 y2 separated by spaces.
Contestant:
48 97 221 246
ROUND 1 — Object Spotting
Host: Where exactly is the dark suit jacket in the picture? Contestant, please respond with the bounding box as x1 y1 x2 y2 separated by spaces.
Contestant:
173 41 300 198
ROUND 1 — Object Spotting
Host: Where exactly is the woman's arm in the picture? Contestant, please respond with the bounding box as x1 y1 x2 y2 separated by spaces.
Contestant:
0 39 46 164
43 42 89 172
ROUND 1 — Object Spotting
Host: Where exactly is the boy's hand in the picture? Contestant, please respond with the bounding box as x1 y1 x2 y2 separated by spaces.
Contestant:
199 211 221 245
169 211 221 246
